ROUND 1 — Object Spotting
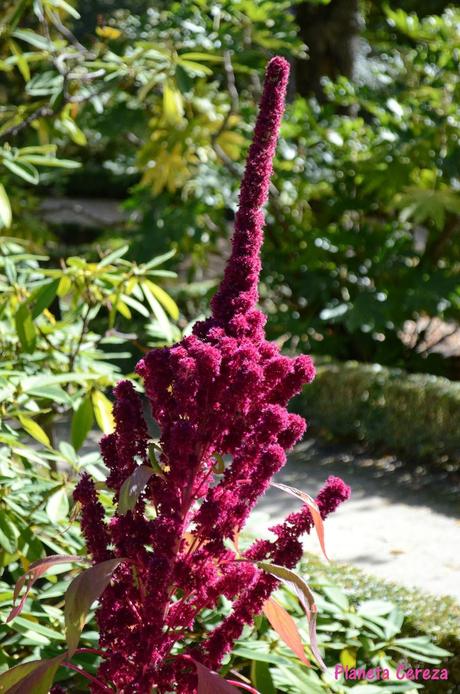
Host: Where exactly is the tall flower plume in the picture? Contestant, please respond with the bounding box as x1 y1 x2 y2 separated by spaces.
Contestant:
73 56 350 693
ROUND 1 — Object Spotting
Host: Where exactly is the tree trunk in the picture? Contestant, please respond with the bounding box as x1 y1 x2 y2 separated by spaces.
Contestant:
296 0 361 99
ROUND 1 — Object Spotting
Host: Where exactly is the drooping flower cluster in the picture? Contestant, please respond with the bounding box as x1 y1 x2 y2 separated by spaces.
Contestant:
74 56 350 693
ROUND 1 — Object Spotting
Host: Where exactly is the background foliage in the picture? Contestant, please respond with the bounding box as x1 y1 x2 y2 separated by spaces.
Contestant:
1 0 460 375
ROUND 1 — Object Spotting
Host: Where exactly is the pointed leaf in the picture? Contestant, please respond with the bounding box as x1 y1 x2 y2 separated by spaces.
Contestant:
142 248 176 270
98 244 129 267
141 280 173 341
3 158 39 184
29 279 59 319
251 660 275 694
257 562 326 671
271 482 328 560
118 465 153 514
46 487 69 523
194 660 240 694
0 512 17 554
65 558 125 655
163 82 184 124
15 303 36 353
262 598 311 666
71 396 94 450
18 415 50 448
7 555 86 622
143 279 179 320
0 183 12 228
148 443 167 479
91 391 115 434
0 655 65 694
212 453 225 474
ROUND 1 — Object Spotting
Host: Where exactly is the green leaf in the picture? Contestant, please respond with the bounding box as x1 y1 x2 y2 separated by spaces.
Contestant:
29 279 59 319
3 158 40 184
118 465 153 514
0 512 17 554
177 58 213 76
61 118 87 146
0 655 65 694
251 660 275 694
8 38 30 81
358 600 394 617
233 646 287 666
143 279 179 320
27 384 70 405
142 248 176 269
15 303 36 353
122 293 150 318
20 155 80 169
46 488 69 523
162 82 184 124
57 275 72 296
322 586 349 611
64 558 125 655
141 281 172 341
98 244 129 267
71 396 94 451
147 443 167 479
11 616 65 642
0 183 12 228
49 0 81 19
178 52 223 63
18 415 50 448
91 391 115 434
12 29 51 50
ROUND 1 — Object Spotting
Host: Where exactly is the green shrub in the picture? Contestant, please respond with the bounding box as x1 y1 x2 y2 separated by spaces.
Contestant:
228 554 456 693
300 553 460 694
299 360 460 465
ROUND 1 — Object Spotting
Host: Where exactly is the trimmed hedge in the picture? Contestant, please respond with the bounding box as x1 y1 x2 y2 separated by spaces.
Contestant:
298 359 460 464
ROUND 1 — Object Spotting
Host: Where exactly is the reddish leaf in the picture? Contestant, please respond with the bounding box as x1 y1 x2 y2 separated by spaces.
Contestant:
0 654 65 694
194 660 240 694
262 597 311 666
257 562 327 671
271 482 328 560
65 558 125 655
6 554 86 622
118 465 153 514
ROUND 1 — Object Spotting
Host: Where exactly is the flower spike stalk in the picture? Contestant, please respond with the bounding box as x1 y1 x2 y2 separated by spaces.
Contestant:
74 56 350 693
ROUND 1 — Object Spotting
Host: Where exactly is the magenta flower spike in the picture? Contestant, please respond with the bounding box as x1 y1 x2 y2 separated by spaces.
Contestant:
210 55 290 335
73 56 350 693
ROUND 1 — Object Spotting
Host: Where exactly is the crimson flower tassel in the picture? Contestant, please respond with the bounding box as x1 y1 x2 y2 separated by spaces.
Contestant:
73 56 350 694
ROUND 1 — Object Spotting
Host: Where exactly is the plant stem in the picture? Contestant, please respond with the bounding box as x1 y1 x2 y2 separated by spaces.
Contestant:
62 661 112 692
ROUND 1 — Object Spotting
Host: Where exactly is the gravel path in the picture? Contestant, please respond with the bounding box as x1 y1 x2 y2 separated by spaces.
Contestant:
254 439 460 601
